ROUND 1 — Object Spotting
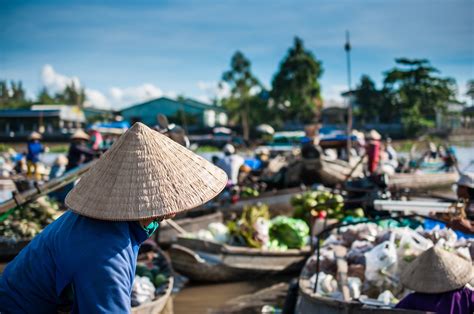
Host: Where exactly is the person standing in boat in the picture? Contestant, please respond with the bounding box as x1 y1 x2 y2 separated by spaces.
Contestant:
457 172 474 218
0 122 227 313
26 131 46 180
65 129 98 171
301 124 322 159
216 143 245 186
365 130 381 175
396 246 473 314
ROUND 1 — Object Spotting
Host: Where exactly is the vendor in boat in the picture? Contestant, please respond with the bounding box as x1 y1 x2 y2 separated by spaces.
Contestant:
365 129 381 175
65 129 99 171
26 131 47 180
396 246 473 314
0 122 227 313
301 124 322 159
216 143 245 186
457 172 474 218
87 125 104 151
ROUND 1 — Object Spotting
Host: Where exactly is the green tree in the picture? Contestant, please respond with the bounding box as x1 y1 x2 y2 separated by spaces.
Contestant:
271 37 323 124
466 79 474 106
55 82 85 107
0 80 31 109
353 75 383 123
221 51 262 141
36 87 58 104
383 58 457 134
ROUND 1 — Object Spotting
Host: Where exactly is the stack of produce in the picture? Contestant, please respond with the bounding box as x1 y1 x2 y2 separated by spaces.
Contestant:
132 252 171 307
191 204 309 250
0 197 62 241
291 190 363 225
240 186 260 198
301 222 473 305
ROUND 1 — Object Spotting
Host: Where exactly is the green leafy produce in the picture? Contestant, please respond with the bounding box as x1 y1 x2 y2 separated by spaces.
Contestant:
0 197 61 240
291 190 354 225
227 203 270 248
269 216 309 249
241 187 260 198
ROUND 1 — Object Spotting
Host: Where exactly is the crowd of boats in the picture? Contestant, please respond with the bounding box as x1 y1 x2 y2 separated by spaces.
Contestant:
0 120 473 313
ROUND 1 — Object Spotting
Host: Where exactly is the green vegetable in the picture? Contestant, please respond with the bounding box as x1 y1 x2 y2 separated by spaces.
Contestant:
291 190 348 225
227 204 270 248
269 216 309 249
154 274 167 287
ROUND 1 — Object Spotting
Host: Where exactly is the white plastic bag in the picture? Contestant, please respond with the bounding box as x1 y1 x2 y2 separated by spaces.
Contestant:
309 272 338 295
364 234 397 285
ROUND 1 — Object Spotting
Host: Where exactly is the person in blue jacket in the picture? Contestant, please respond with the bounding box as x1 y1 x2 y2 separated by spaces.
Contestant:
26 131 45 180
0 122 227 313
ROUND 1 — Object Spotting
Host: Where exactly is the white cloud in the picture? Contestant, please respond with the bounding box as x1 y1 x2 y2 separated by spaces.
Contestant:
197 81 231 103
40 64 172 109
41 64 81 93
108 84 164 108
84 88 110 109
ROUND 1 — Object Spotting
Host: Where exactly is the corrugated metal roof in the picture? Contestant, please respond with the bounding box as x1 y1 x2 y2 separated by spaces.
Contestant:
0 109 60 118
121 97 226 113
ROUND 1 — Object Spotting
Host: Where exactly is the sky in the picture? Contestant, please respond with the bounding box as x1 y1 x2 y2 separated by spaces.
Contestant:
1 0 473 109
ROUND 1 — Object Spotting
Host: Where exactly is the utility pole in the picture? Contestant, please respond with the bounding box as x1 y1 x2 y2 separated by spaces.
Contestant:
345 30 353 162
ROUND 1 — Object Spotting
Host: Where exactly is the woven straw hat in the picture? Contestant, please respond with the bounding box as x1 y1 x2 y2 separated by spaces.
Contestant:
400 246 472 293
458 172 474 189
71 129 90 141
368 129 381 140
29 131 42 140
65 122 227 221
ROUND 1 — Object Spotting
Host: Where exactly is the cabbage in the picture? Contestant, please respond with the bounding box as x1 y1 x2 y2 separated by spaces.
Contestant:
269 216 309 249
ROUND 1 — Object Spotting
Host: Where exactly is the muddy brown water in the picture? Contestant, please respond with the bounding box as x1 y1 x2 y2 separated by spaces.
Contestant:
173 277 290 314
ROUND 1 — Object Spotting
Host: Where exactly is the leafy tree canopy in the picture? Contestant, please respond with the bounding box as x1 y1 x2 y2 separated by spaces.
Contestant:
271 37 323 124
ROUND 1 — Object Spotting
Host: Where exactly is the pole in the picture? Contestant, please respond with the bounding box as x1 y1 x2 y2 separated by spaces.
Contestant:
345 31 353 162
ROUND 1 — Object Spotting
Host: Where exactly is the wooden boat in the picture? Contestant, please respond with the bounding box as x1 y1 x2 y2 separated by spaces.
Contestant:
285 157 364 187
169 237 310 282
132 247 174 314
296 278 426 314
132 276 173 314
156 187 303 246
388 172 458 191
0 239 30 262
157 211 224 246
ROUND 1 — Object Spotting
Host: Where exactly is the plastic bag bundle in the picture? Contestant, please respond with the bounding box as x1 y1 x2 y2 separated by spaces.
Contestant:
208 222 229 243
364 234 398 286
131 276 155 306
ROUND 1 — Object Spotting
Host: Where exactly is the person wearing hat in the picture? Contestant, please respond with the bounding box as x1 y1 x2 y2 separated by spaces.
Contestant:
396 246 473 313
446 172 474 234
66 129 98 171
216 143 245 186
0 123 227 313
366 129 381 175
458 172 474 217
26 131 46 180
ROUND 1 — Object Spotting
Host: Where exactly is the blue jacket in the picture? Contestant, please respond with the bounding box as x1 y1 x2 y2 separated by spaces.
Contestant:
26 141 44 163
0 211 148 313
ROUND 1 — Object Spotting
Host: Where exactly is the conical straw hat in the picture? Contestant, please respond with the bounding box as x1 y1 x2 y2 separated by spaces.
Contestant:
368 129 381 140
29 131 42 140
71 129 90 141
65 122 227 221
400 246 472 293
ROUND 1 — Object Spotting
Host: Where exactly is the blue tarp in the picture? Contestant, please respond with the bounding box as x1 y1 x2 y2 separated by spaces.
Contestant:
89 121 130 129
424 219 474 239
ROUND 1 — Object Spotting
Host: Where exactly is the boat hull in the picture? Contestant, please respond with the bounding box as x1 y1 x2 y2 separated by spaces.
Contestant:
170 237 310 282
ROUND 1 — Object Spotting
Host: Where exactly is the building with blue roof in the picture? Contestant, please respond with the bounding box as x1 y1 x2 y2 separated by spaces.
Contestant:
120 97 228 132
